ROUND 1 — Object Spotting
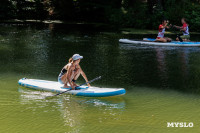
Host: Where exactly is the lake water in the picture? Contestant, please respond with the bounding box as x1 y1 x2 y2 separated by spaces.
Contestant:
0 24 200 133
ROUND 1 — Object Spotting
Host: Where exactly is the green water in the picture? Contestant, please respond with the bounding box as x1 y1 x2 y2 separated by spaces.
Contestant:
1 24 200 133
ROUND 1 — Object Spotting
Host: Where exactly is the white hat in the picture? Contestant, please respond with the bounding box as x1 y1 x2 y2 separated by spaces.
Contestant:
72 54 83 61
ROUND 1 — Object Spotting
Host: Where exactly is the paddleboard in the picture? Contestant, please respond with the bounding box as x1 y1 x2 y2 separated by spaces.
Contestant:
18 78 126 97
119 38 200 47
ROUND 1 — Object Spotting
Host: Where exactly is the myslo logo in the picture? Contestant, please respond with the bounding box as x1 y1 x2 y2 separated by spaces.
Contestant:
167 122 193 127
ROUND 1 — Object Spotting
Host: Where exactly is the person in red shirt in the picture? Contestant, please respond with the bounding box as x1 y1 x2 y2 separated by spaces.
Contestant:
156 19 172 42
174 18 190 41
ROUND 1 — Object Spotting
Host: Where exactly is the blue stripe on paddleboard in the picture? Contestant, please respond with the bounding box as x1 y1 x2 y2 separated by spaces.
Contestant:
75 89 126 97
146 38 200 44
146 38 156 41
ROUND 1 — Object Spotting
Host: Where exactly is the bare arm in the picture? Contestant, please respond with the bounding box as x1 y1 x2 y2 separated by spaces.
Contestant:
65 65 74 88
174 25 181 29
180 27 186 31
161 25 170 29
79 66 91 87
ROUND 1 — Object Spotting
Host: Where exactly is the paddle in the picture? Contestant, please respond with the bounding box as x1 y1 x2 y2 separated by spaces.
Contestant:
46 76 101 98
171 25 183 42
177 35 183 42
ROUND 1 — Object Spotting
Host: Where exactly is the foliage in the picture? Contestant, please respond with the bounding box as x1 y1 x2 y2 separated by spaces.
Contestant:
1 0 48 20
106 0 200 30
0 0 200 31
0 0 16 19
185 4 200 31
107 1 149 28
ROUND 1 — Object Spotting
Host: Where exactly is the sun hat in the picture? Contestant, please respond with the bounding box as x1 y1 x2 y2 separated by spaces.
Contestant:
72 54 83 61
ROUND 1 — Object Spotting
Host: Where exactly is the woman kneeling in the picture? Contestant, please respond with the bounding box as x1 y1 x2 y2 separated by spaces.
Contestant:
58 54 90 90
156 19 172 43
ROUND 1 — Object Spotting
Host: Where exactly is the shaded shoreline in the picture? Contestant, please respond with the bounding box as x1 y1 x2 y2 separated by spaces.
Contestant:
1 19 200 35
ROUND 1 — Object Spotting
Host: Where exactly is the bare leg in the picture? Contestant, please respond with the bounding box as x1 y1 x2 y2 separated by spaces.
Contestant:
60 69 81 88
72 69 81 86
74 69 81 80
61 74 70 88
166 37 172 42
156 38 167 43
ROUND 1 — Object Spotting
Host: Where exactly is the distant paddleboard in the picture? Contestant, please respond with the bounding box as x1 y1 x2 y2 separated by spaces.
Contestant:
119 38 200 47
18 78 126 97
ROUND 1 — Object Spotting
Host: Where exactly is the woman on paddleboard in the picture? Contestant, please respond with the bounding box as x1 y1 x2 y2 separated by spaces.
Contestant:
174 18 190 41
58 54 91 90
155 19 172 43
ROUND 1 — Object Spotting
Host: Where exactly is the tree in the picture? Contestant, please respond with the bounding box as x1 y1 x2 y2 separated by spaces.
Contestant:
0 0 16 19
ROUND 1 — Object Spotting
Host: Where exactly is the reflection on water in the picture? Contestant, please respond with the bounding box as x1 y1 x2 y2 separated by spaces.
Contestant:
18 87 125 131
155 47 190 88
119 43 200 93
60 96 125 132
155 48 168 87
78 98 125 109
18 88 53 101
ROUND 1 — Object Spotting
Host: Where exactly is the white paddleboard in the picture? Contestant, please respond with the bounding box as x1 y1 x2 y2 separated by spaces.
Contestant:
18 78 126 97
119 39 200 47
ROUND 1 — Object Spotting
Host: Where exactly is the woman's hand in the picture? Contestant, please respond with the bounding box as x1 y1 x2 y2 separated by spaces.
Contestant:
71 86 76 90
79 67 91 87
174 25 180 29
87 83 91 87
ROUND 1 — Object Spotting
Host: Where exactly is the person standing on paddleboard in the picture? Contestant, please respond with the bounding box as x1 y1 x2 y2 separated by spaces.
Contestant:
155 19 172 43
58 54 91 90
174 18 190 41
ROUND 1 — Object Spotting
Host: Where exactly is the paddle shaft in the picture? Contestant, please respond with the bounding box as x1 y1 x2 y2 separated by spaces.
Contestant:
47 76 101 97
171 25 183 42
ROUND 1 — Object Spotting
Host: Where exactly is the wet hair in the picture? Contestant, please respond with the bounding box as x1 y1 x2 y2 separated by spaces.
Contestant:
182 18 187 23
69 57 73 63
